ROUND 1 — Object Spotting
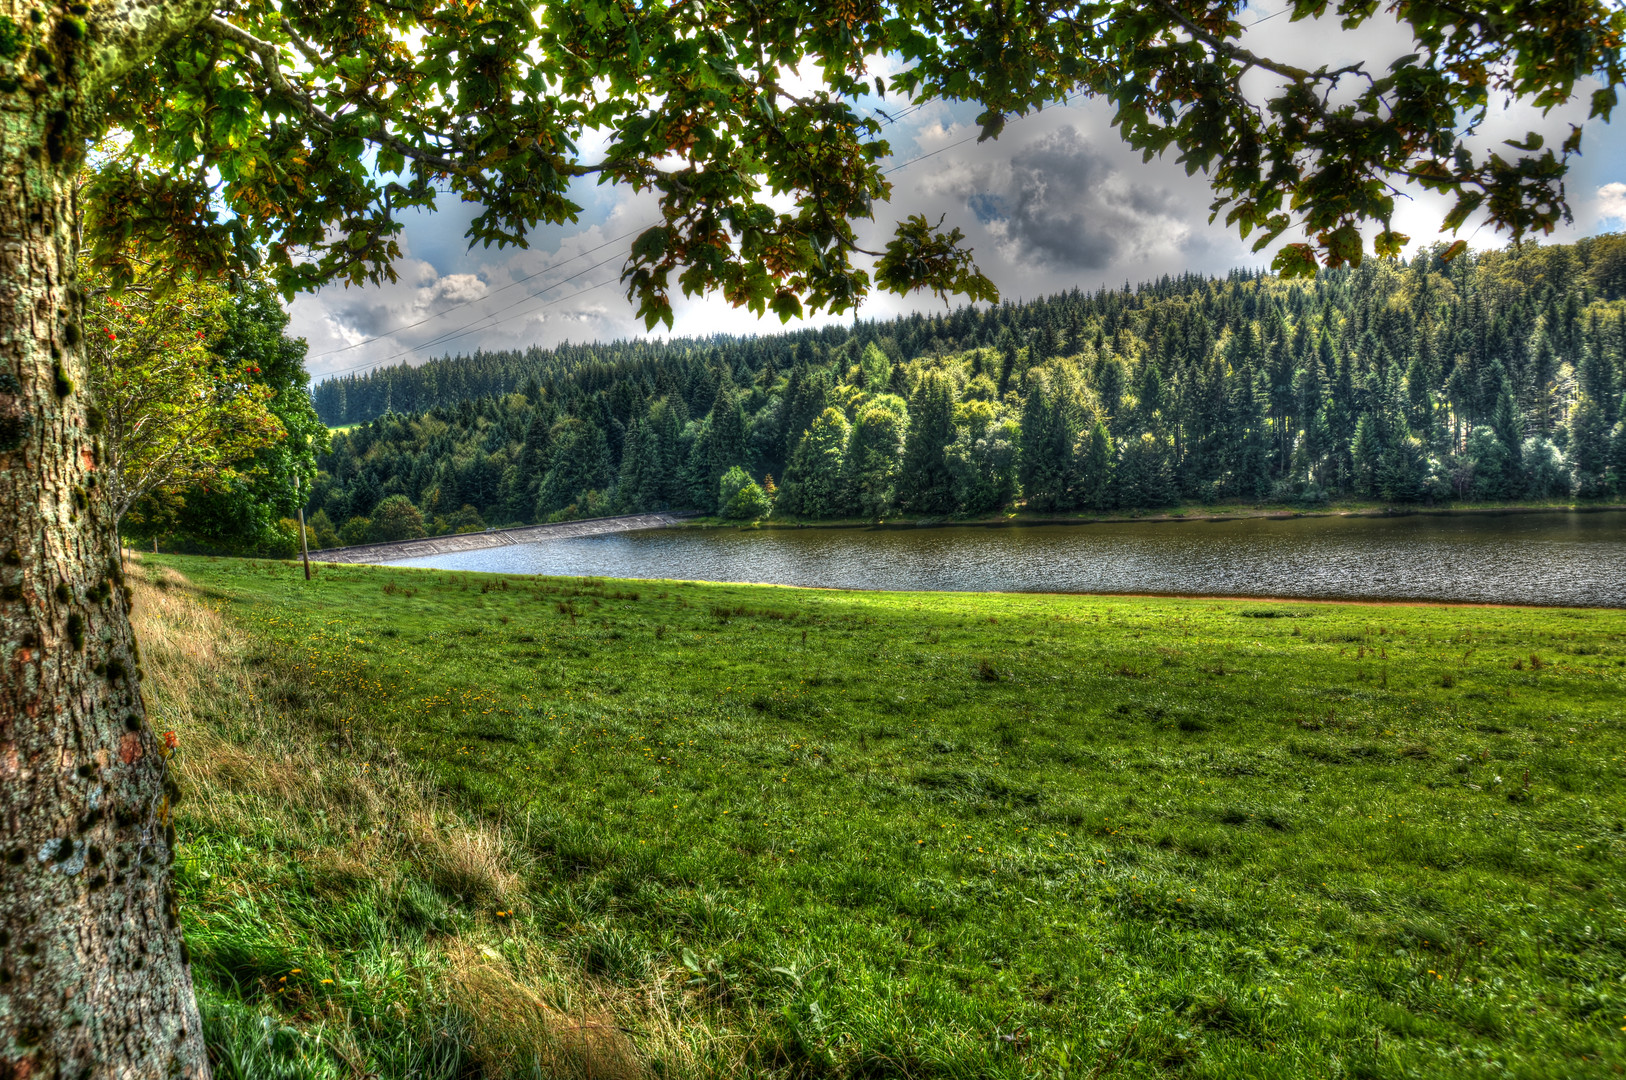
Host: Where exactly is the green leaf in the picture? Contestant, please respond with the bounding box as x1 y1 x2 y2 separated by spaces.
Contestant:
1373 229 1409 258
631 226 667 262
1441 193 1485 233
1270 243 1318 278
770 289 802 322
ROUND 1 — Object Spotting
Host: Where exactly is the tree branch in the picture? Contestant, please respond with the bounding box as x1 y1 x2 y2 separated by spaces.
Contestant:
203 16 478 184
1140 0 1314 83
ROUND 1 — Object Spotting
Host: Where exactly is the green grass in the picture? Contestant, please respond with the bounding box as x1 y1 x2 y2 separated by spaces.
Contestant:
146 554 1626 1079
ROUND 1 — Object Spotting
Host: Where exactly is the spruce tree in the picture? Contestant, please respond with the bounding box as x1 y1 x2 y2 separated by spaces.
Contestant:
1115 432 1179 507
1350 413 1383 497
1491 380 1525 495
1074 421 1116 510
898 373 959 514
617 421 664 512
996 330 1019 396
782 365 835 459
701 378 748 507
1228 368 1274 499
1569 395 1613 496
536 418 612 515
1018 368 1079 511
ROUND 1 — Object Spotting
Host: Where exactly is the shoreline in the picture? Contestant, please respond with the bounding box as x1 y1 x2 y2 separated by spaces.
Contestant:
352 562 1624 611
672 501 1626 531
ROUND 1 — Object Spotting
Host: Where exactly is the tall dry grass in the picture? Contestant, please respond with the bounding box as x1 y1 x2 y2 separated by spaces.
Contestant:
129 559 722 1079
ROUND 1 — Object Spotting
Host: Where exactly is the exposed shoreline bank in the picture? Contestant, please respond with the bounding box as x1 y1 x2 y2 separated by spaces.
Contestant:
672 501 1626 531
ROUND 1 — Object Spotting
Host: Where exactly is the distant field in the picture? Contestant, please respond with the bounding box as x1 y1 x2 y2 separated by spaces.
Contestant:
142 555 1626 1079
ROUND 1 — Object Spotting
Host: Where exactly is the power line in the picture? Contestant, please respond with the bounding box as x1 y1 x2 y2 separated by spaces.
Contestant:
385 251 629 358
321 106 940 372
884 92 1084 175
875 100 930 127
325 249 632 375
320 90 1105 380
308 223 651 362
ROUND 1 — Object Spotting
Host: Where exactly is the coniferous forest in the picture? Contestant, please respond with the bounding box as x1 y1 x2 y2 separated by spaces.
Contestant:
305 238 1626 545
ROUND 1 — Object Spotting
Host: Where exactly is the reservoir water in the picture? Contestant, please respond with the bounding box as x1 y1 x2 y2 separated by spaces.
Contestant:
390 510 1626 607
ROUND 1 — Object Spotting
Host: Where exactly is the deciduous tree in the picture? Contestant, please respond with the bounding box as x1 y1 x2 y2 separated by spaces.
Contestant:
779 408 851 518
83 267 284 528
4 0 1624 1072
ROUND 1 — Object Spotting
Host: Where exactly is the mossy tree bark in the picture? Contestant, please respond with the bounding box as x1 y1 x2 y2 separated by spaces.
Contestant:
0 1 215 1075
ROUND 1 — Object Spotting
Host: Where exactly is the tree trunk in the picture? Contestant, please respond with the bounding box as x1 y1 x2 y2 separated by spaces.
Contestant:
0 65 208 1080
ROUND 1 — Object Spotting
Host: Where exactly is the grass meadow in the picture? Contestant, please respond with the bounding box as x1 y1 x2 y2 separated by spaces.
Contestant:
134 554 1626 1079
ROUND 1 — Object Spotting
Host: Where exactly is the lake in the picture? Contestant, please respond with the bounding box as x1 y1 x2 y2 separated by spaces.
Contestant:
390 510 1626 607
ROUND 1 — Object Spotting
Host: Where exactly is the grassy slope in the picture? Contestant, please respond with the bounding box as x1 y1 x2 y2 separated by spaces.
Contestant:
144 555 1626 1079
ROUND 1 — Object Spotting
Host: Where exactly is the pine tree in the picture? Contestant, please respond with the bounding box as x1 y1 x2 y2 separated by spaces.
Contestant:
1095 354 1127 423
1018 367 1080 511
898 373 959 514
692 378 748 511
1612 409 1626 495
996 330 1019 396
1491 379 1525 496
1350 413 1383 497
646 397 685 506
1115 432 1178 507
1569 395 1613 496
1074 421 1116 510
1378 436 1426 502
860 343 893 392
617 421 664 511
536 418 612 514
782 365 834 459
1228 368 1273 499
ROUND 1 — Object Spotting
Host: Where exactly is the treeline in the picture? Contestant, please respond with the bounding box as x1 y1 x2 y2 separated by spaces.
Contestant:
311 331 845 427
305 237 1626 544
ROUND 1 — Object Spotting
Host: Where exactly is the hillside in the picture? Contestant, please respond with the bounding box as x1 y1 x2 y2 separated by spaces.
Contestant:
304 239 1626 545
144 555 1626 1078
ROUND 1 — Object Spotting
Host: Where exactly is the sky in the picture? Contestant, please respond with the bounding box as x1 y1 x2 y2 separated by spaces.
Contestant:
289 8 1626 383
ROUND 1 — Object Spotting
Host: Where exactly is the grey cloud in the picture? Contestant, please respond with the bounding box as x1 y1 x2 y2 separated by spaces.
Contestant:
326 296 407 338
322 269 488 338
946 125 1189 271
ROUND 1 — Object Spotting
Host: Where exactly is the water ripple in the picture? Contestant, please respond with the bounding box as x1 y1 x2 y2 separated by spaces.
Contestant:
392 511 1626 607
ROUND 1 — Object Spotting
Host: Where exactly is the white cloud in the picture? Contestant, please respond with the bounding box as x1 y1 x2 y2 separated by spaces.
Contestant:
1597 182 1626 224
284 19 1626 382
430 274 488 304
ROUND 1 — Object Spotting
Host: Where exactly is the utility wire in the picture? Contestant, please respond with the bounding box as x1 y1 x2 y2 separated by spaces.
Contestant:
329 74 1241 378
331 249 634 373
308 223 651 363
884 91 1085 175
322 7 1295 376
